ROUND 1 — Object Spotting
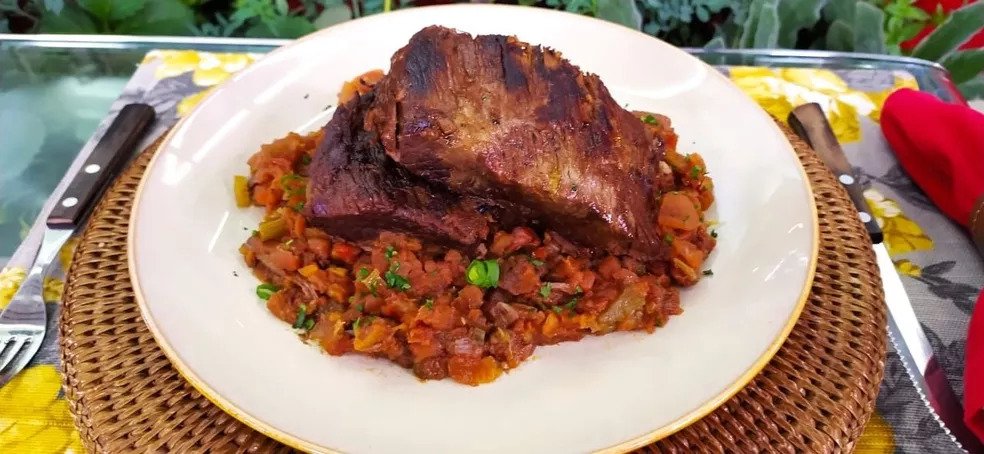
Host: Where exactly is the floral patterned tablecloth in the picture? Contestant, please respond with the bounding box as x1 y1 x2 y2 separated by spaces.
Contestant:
0 51 981 454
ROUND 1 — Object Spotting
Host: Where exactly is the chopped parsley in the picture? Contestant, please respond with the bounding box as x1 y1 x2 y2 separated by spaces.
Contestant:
702 269 714 276
466 259 500 289
664 234 674 244
280 173 302 187
384 245 396 260
352 316 363 332
554 297 579 314
292 202 305 212
303 318 315 330
300 155 312 165
574 285 583 294
642 114 658 125
355 303 364 312
528 256 545 267
422 298 434 310
384 262 411 291
690 165 702 179
255 283 278 300
292 304 308 329
539 283 552 299
358 267 370 279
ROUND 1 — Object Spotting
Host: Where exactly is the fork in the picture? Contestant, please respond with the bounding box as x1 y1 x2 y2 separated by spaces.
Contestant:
0 230 68 387
0 103 154 387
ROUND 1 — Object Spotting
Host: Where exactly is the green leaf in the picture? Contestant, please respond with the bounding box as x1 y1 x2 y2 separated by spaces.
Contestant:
825 19 854 51
752 0 779 48
703 36 727 50
958 75 984 100
941 49 984 85
776 0 827 48
43 0 64 15
109 0 146 21
276 0 289 16
913 1 984 62
596 0 642 30
853 2 885 54
77 0 111 20
823 0 855 23
39 4 98 33
738 0 765 48
114 0 194 35
313 3 350 28
245 15 315 38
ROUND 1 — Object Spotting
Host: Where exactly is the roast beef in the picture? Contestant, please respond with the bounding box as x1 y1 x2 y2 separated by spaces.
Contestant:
364 26 666 258
306 93 490 247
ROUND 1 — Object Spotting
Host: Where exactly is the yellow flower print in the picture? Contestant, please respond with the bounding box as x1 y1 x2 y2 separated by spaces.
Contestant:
894 259 922 277
43 278 64 303
729 67 878 143
855 411 896 453
864 188 934 255
865 74 920 123
176 87 215 118
145 50 259 87
0 267 27 310
58 236 78 272
0 365 85 454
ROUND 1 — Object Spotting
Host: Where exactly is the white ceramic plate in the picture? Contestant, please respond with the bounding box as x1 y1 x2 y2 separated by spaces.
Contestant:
129 5 818 453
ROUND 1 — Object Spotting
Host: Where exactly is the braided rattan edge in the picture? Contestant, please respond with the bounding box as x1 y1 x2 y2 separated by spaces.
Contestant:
59 123 886 453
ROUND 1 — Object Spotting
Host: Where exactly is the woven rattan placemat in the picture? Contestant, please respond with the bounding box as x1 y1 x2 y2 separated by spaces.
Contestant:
59 122 886 453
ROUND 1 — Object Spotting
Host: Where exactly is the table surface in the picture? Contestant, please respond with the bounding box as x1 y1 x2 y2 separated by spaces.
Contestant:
0 34 980 454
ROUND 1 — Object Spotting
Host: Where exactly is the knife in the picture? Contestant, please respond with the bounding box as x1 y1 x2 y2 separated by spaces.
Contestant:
0 103 154 344
788 103 983 453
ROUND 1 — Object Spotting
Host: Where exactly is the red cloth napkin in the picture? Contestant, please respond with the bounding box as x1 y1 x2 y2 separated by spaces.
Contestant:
880 88 984 227
880 88 984 442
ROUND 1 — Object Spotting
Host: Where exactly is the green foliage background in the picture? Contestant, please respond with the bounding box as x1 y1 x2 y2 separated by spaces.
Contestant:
0 0 982 96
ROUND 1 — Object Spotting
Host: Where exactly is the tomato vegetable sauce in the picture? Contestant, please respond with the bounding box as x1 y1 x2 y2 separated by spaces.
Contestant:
237 92 716 386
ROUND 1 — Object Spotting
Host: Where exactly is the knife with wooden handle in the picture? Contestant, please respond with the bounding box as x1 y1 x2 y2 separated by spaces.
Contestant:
789 102 982 453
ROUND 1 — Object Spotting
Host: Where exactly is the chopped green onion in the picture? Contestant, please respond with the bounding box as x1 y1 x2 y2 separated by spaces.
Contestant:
292 304 307 329
280 173 302 187
422 298 434 309
358 267 370 279
539 283 551 299
256 283 278 300
353 316 363 332
551 306 562 314
384 245 396 260
562 297 579 313
466 259 500 289
702 269 714 276
292 202 305 212
303 317 315 330
528 256 545 267
355 303 364 312
664 234 674 244
574 285 583 294
642 114 658 125
300 155 312 165
384 262 411 291
690 165 702 179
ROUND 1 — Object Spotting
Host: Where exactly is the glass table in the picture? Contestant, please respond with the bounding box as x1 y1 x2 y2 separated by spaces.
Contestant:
0 33 977 454
0 34 964 266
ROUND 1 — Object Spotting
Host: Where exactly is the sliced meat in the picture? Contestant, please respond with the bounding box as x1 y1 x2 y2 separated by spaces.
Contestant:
306 93 490 248
365 26 666 259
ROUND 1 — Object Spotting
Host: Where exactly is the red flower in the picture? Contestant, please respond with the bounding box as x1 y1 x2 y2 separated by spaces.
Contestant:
901 0 984 51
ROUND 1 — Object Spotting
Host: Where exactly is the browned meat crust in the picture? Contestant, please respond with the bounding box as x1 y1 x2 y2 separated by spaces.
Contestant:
364 26 666 259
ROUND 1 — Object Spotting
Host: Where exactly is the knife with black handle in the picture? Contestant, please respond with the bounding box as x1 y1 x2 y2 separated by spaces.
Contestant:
789 102 982 453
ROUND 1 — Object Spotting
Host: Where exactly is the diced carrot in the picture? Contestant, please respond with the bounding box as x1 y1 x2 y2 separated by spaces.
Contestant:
658 192 701 231
671 239 705 270
298 264 319 277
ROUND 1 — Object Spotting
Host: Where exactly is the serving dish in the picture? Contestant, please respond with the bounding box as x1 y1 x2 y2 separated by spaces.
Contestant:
129 5 818 453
